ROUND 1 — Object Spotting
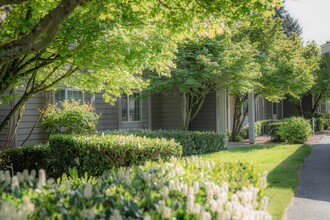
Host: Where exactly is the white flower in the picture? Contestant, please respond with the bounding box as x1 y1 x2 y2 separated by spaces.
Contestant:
261 177 267 189
221 211 231 220
11 175 19 190
143 215 151 220
80 208 95 220
163 207 171 218
261 196 269 211
162 186 169 199
110 209 122 220
200 210 211 220
193 204 201 215
193 181 199 194
37 169 46 188
5 170 11 184
84 183 93 199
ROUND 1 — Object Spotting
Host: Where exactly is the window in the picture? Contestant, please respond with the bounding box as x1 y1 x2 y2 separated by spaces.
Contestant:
122 93 141 122
272 102 278 115
54 89 84 103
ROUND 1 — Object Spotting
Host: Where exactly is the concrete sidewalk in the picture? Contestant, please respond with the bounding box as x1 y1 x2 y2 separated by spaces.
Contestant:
285 134 330 220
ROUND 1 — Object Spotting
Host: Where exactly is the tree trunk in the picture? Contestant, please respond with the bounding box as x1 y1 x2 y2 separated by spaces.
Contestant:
230 94 248 141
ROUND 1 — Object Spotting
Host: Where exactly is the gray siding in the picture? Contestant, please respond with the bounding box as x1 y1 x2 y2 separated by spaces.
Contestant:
0 91 48 147
16 92 47 146
94 93 118 130
0 91 12 147
256 98 273 121
189 92 216 131
283 94 313 118
151 93 183 130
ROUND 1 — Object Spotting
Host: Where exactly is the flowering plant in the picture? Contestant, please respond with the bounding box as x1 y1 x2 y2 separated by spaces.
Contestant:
0 157 271 219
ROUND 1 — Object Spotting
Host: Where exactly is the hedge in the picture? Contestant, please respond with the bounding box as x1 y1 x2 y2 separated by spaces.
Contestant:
277 117 312 143
48 134 182 177
0 158 271 219
106 129 227 156
0 145 51 173
241 120 280 140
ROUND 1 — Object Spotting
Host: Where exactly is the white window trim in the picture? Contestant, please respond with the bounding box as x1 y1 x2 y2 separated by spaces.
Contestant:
53 88 84 103
122 92 142 123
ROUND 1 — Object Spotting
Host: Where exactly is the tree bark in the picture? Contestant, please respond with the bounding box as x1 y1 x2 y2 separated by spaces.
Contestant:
0 0 83 65
230 93 248 141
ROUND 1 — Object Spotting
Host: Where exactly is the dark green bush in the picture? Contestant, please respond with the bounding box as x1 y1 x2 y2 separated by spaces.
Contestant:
42 100 100 135
0 145 51 173
265 122 284 142
241 120 276 139
315 116 325 131
49 134 182 177
322 112 330 130
277 117 312 143
107 129 227 156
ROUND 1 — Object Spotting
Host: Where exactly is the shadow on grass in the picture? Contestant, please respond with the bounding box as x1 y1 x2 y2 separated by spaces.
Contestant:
228 144 278 153
267 145 311 190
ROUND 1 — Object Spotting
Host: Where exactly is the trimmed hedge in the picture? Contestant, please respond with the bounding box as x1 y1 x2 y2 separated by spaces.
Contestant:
49 134 182 177
106 129 227 156
0 145 51 173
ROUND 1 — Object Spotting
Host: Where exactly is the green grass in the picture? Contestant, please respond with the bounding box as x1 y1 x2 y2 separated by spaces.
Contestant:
201 144 311 220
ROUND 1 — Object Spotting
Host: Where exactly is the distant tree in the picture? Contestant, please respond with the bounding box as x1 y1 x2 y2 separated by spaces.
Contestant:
229 19 315 140
148 35 260 130
289 41 330 116
274 5 303 37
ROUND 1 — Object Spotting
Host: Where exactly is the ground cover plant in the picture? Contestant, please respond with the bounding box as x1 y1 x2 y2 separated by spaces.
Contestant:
107 129 227 156
0 157 271 219
202 144 311 220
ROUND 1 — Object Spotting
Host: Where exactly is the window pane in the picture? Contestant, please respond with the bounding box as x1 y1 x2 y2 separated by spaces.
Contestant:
55 90 65 102
272 103 278 115
67 90 83 103
122 94 128 121
129 93 141 121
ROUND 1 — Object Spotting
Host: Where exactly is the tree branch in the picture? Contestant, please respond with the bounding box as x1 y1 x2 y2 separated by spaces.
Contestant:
0 0 28 6
0 0 83 65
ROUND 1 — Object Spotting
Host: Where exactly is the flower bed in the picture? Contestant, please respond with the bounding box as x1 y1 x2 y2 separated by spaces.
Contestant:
0 157 271 219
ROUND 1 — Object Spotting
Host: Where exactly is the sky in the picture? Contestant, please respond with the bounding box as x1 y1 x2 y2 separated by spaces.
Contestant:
284 0 330 46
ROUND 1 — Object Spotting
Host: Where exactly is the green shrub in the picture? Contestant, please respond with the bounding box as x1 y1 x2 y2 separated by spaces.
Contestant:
41 100 100 135
277 117 312 143
315 116 325 131
0 157 271 219
321 112 330 130
265 122 284 142
241 120 275 139
0 145 51 173
49 134 182 177
241 121 262 139
107 129 227 156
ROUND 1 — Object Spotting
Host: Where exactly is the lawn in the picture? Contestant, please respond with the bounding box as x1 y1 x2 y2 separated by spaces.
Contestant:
201 144 311 220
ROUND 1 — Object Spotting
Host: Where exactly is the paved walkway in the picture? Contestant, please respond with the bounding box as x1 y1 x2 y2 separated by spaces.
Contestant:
285 133 330 220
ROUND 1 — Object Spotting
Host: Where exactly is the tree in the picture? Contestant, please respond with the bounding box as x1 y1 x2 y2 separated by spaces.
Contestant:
0 0 281 136
228 18 315 140
274 4 303 37
148 34 260 130
289 41 329 116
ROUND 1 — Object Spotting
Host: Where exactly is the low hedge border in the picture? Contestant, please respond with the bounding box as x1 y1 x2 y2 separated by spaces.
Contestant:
48 134 182 177
0 145 51 173
106 129 227 156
